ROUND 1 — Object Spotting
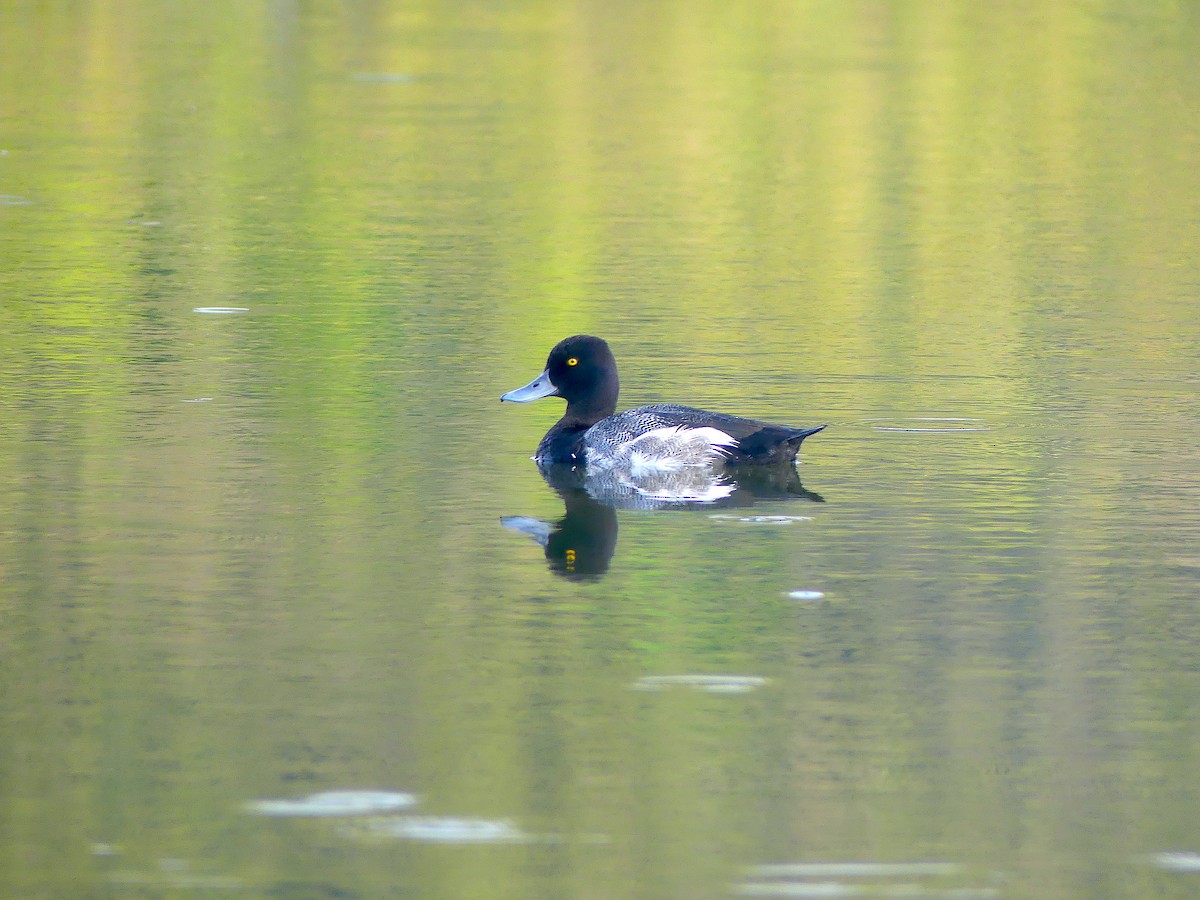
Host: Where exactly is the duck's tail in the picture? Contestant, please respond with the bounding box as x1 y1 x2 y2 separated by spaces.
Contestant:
725 423 828 465
781 424 828 459
785 424 828 445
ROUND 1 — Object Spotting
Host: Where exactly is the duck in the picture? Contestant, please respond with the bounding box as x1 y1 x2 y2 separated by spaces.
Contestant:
500 335 826 468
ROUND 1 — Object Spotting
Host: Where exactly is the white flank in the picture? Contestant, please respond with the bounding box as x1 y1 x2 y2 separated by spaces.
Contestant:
623 426 737 476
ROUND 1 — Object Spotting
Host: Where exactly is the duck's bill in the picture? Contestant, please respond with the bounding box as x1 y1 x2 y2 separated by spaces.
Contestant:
501 370 559 402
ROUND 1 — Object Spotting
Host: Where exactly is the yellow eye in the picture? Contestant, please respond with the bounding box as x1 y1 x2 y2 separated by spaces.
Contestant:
567 357 578 367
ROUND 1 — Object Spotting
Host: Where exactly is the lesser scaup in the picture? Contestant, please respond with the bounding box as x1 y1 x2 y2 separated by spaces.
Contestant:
501 335 826 467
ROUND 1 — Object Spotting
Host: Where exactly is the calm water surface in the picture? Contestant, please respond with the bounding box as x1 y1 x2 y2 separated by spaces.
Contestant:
2 2 1199 898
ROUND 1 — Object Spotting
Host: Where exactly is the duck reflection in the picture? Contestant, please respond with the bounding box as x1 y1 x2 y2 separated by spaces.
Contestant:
501 463 823 579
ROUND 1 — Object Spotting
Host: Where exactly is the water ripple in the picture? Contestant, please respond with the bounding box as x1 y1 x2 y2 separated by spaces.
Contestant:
864 417 990 433
708 514 813 525
735 860 1001 898
1144 851 1200 871
339 815 527 843
633 675 768 693
245 789 417 817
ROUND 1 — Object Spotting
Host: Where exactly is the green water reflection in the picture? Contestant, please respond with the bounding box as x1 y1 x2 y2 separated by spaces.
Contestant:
2 1 1199 898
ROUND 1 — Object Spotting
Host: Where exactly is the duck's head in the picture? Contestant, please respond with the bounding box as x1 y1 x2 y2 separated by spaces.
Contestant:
501 335 619 423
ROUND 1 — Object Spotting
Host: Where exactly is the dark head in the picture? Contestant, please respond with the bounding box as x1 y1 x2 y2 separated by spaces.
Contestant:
501 335 619 425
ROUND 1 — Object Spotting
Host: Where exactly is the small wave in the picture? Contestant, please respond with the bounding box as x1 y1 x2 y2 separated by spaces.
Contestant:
340 815 527 843
633 675 768 693
245 790 417 817
863 417 989 433
1144 851 1200 872
709 514 813 525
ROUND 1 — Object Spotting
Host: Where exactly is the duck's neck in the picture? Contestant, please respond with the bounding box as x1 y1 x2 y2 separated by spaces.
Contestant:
536 371 618 464
562 375 618 427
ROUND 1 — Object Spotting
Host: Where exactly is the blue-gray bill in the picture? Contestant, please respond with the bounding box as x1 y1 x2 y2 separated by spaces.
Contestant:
501 369 560 402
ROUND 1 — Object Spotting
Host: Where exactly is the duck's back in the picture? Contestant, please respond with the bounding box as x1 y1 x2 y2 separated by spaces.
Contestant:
584 404 825 466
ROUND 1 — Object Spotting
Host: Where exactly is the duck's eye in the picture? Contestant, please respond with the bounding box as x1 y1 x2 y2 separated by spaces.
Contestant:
567 357 578 367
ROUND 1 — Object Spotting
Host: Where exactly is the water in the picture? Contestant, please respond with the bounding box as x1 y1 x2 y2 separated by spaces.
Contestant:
2 2 1199 898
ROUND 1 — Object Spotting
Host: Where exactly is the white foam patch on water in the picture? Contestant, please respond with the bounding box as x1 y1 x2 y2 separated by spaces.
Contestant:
1146 851 1200 871
193 307 249 314
787 590 827 601
340 815 527 843
735 861 1001 898
733 884 855 897
709 515 813 525
633 675 768 693
352 72 417 83
245 790 417 817
748 863 962 878
736 887 998 898
182 398 213 403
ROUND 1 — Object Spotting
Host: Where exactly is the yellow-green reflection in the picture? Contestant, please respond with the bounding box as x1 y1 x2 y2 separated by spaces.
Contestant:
1 1 1199 898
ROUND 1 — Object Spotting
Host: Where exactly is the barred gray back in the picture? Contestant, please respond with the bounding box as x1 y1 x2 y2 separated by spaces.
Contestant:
584 405 726 457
